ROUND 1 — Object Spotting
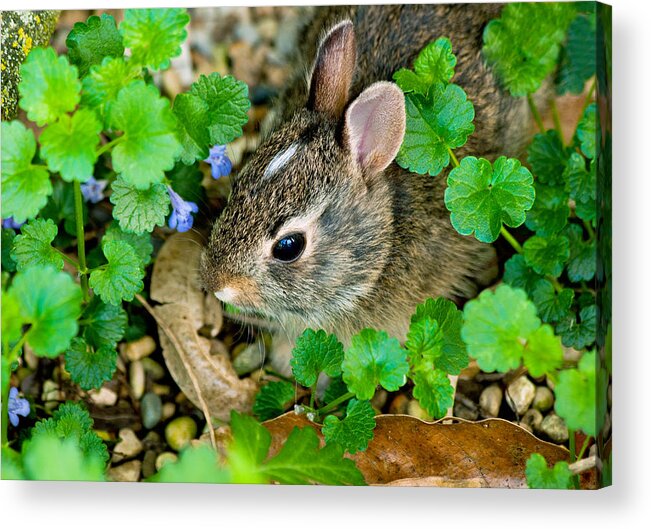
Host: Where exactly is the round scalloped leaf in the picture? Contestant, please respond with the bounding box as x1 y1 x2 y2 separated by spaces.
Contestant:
120 8 190 71
253 381 296 422
576 103 598 159
290 329 344 387
89 240 144 305
565 152 595 205
411 368 454 419
66 13 124 77
557 305 597 350
103 221 153 266
394 37 456 96
522 324 563 378
523 234 570 277
18 47 81 126
81 296 128 349
527 130 570 186
503 254 544 297
525 453 572 489
525 182 569 236
1 121 52 223
110 178 170 234
531 279 574 324
564 223 596 282
322 399 376 454
64 337 117 390
81 57 140 122
556 13 597 95
445 156 535 243
10 218 63 271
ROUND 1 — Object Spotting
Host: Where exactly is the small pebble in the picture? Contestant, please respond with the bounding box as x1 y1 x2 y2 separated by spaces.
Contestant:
141 392 163 429
407 400 431 421
540 413 569 443
162 402 176 421
479 384 503 418
142 450 158 479
454 400 479 421
141 357 165 381
130 360 146 400
505 376 535 416
165 416 197 451
371 389 388 411
532 386 554 412
89 387 118 407
112 428 143 463
388 394 409 415
152 383 171 396
124 335 156 362
155 451 178 471
108 460 141 482
518 421 533 433
232 341 265 376
520 408 543 432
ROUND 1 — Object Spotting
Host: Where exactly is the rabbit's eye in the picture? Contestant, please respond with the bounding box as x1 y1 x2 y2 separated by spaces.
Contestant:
272 233 306 263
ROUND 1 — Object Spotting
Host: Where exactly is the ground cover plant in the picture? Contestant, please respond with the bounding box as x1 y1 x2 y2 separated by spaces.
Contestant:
1 3 611 488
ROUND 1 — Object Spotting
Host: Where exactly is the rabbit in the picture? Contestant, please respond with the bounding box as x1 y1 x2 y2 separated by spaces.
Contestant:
199 4 535 375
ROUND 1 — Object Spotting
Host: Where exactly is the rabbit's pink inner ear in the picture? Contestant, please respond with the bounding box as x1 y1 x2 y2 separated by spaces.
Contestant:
345 82 406 174
307 20 356 118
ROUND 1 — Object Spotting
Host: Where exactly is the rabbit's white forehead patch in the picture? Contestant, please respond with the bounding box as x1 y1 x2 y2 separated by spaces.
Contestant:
263 142 299 179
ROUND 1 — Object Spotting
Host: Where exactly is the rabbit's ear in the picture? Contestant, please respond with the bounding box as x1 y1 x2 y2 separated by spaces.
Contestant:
344 82 406 174
307 20 356 118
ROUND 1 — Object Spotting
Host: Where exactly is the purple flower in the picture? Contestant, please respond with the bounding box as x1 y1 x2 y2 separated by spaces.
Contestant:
204 144 232 179
167 186 198 233
2 217 24 230
80 177 109 204
8 387 30 427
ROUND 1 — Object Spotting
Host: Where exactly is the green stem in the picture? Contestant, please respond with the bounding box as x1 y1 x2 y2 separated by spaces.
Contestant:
549 277 564 294
95 135 125 157
579 79 597 118
577 436 592 461
317 391 355 417
583 219 595 240
447 147 460 168
568 429 580 489
309 384 316 411
527 93 546 134
500 226 523 254
550 98 564 145
73 180 90 302
54 248 80 269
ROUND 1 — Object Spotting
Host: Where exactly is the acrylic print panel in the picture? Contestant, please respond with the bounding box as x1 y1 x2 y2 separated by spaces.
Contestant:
1 2 611 489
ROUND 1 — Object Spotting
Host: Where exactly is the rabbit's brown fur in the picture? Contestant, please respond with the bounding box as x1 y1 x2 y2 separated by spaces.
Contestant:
200 4 533 357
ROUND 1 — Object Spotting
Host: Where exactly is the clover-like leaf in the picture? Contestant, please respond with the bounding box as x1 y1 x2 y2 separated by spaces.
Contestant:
290 329 344 388
120 8 190 71
110 178 170 234
445 156 535 243
89 240 145 305
557 305 597 350
173 73 250 164
64 337 117 391
322 399 376 454
39 109 102 183
525 453 572 489
483 2 576 96
525 182 569 236
81 296 127 349
108 80 182 189
1 121 52 223
527 130 570 186
556 13 597 95
103 221 153 266
461 285 540 373
66 13 124 77
18 47 81 126
523 234 570 277
576 103 598 159
393 37 456 95
522 324 563 378
396 84 474 176
81 57 140 122
564 224 596 282
554 351 606 436
411 368 454 419
342 329 409 400
531 279 574 324
10 218 63 271
253 381 296 422
9 266 82 357
503 254 544 297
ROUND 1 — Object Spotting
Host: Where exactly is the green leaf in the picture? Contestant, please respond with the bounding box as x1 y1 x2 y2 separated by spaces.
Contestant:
322 399 376 454
290 329 344 387
323 376 349 405
18 47 81 126
173 73 250 164
81 296 127 349
1 121 52 223
393 37 456 95
412 368 454 419
110 178 170 234
39 109 102 183
2 290 22 346
108 80 182 189
64 337 117 390
565 224 595 282
120 8 190 70
39 179 79 237
525 453 572 489
531 279 574 324
81 57 140 121
461 284 540 373
525 182 569 236
522 324 563 378
556 13 597 95
503 254 544 297
262 426 365 485
103 221 153 266
527 131 570 186
10 218 63 271
408 297 467 375
557 304 596 350
565 152 595 205
166 161 204 204
523 234 570 277
9 266 82 357
227 411 272 483
576 103 598 159
66 14 124 77
89 240 145 305
554 351 606 436
253 380 296 421
482 2 576 96
396 85 474 176
151 445 229 483
2 229 17 273
445 156 535 243
342 329 409 400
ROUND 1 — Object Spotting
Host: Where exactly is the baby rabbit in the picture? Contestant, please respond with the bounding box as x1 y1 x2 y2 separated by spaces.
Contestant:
200 4 532 371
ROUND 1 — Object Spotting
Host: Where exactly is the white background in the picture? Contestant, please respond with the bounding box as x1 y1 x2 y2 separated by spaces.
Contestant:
2 0 649 526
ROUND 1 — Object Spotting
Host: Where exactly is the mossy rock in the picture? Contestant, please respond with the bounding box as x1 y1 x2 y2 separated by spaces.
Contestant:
1 10 60 120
